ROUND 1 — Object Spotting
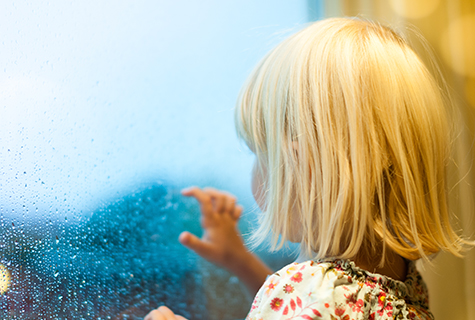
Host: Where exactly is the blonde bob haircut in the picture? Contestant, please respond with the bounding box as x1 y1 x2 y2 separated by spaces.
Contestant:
235 17 469 262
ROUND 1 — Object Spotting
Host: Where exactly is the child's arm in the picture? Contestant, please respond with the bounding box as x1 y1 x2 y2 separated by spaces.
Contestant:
180 187 273 296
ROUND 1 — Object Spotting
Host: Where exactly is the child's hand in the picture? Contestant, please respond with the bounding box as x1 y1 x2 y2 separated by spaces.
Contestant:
180 186 272 295
179 187 247 270
144 306 187 320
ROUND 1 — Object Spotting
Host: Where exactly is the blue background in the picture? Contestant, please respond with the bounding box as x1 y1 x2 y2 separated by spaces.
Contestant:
0 1 321 318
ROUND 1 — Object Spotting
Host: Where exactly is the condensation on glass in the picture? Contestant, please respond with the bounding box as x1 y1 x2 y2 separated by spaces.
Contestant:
0 1 308 318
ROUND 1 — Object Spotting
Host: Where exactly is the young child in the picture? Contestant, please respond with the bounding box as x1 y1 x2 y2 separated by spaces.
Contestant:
145 17 472 320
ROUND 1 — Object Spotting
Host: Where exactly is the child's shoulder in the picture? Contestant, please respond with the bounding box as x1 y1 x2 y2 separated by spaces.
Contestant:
247 259 433 320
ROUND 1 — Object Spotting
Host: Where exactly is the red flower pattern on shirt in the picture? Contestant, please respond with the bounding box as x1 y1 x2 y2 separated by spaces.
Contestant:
290 272 303 283
270 297 284 311
335 306 346 317
283 284 294 294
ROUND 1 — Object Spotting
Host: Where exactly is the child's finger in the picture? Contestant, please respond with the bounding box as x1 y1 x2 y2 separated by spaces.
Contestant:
223 194 237 215
181 187 214 217
233 205 243 220
144 309 165 320
203 187 226 213
179 231 214 259
203 187 237 214
157 306 180 319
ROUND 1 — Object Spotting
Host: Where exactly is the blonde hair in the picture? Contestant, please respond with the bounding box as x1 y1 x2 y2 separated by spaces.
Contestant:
235 17 469 262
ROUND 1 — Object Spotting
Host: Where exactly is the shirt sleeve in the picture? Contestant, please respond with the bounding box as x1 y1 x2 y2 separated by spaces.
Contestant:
246 261 329 320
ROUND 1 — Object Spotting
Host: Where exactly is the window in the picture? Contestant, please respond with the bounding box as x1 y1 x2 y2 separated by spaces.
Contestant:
0 1 316 319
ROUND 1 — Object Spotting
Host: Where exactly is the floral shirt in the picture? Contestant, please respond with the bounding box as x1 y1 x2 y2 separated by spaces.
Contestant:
246 259 432 320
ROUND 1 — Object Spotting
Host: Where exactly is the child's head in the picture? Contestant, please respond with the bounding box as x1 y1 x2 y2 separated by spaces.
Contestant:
236 17 466 262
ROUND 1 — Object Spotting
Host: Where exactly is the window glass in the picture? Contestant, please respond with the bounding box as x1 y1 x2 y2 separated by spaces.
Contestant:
0 1 311 319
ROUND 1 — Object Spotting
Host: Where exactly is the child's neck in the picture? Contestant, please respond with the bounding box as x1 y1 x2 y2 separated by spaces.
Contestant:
353 248 408 281
297 247 408 281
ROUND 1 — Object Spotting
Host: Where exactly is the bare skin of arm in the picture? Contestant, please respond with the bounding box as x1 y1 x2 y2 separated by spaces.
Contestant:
179 186 272 296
